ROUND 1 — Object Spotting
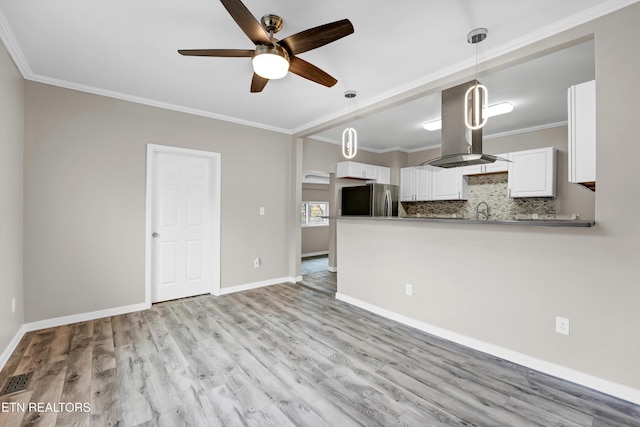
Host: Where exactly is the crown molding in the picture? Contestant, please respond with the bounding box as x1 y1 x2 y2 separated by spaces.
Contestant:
27 73 292 135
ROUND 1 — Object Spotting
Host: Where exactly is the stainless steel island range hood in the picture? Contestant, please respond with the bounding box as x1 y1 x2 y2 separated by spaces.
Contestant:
423 80 507 168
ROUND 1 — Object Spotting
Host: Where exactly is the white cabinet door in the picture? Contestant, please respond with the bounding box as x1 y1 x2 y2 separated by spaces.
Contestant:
484 154 509 173
362 164 378 180
337 161 388 182
336 161 359 178
400 167 415 201
431 167 467 200
462 165 483 175
376 166 391 184
508 147 556 198
568 80 596 183
400 167 432 201
415 167 432 201
462 154 509 175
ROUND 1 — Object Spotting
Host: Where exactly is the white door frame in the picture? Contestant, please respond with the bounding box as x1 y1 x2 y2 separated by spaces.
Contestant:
145 144 221 306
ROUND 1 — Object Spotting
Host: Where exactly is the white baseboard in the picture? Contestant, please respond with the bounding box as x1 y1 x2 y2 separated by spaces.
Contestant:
302 251 329 258
0 301 149 372
23 302 151 333
0 279 295 371
295 275 303 283
0 325 27 371
335 292 640 406
328 266 337 273
219 277 296 295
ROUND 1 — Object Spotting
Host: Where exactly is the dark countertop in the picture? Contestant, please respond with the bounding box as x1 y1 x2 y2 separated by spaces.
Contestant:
327 216 595 227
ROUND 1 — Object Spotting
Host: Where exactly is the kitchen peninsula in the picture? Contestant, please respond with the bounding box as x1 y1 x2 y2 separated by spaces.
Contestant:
332 216 595 227
333 213 606 410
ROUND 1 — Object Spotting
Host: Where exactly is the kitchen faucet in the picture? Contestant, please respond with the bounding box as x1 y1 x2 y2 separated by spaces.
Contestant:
476 201 490 221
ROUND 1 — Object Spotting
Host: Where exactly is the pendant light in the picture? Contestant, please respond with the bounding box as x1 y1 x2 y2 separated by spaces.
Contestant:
465 28 488 130
342 90 358 159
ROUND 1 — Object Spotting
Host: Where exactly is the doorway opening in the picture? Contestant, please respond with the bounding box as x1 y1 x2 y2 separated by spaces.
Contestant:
301 177 336 294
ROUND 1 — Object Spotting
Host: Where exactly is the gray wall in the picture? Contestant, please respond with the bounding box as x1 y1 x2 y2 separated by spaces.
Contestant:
336 3 640 394
0 40 24 357
301 184 330 256
24 82 292 322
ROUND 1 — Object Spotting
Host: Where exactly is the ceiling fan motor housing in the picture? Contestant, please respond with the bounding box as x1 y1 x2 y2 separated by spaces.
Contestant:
261 14 283 34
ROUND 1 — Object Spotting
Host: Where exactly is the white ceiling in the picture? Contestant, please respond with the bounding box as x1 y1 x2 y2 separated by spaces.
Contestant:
0 0 634 150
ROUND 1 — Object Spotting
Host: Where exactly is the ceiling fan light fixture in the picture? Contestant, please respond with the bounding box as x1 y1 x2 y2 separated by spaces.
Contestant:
252 44 290 79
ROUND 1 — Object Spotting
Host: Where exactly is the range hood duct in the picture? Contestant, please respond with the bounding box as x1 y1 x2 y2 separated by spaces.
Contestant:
422 80 507 168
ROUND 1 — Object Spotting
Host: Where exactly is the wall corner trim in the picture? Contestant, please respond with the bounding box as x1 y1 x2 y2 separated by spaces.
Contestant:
335 292 640 406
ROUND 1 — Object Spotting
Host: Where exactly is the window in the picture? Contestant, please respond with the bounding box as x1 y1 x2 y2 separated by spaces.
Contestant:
301 201 329 227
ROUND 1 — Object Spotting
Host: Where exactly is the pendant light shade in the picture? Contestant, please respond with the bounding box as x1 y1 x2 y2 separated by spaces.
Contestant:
252 45 290 79
342 90 358 159
464 81 488 130
464 28 488 131
342 127 358 159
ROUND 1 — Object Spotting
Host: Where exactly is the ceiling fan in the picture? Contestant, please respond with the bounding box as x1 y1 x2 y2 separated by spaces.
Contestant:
178 0 354 93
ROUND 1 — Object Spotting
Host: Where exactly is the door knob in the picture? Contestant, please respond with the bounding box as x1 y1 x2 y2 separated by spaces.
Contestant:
152 232 160 238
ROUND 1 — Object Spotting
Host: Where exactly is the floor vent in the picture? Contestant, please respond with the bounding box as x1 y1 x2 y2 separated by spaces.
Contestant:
1 372 31 395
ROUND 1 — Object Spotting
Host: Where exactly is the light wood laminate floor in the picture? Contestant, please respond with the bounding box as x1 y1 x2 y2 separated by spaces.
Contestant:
1 283 639 426
301 255 337 295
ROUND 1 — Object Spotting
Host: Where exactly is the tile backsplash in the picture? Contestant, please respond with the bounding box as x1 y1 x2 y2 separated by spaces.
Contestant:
400 173 556 220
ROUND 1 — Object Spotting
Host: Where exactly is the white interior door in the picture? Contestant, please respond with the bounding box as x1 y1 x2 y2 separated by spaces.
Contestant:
151 150 216 302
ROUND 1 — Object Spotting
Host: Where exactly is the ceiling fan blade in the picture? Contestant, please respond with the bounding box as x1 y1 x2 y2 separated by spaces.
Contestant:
178 49 254 57
280 19 354 55
250 73 269 93
288 56 337 87
219 0 271 45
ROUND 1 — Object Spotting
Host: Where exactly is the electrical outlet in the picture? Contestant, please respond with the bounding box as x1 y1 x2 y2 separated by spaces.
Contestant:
11 298 16 314
405 284 413 296
254 257 261 268
555 316 570 335
259 207 265 215
532 213 539 220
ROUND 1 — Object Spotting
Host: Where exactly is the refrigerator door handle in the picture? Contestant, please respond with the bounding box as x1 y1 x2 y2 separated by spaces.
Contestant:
384 189 392 217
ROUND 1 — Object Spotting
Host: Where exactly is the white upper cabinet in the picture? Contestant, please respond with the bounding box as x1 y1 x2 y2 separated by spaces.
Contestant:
462 154 509 175
400 167 415 201
431 167 468 200
336 161 389 183
376 166 391 184
400 167 432 201
568 80 596 184
484 154 510 174
461 164 483 175
415 168 432 200
507 147 556 198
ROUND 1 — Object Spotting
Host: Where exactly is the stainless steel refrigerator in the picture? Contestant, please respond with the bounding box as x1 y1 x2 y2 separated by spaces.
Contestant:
341 183 399 217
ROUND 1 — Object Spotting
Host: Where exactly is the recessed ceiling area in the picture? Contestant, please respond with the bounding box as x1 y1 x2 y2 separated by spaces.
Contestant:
309 40 595 153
